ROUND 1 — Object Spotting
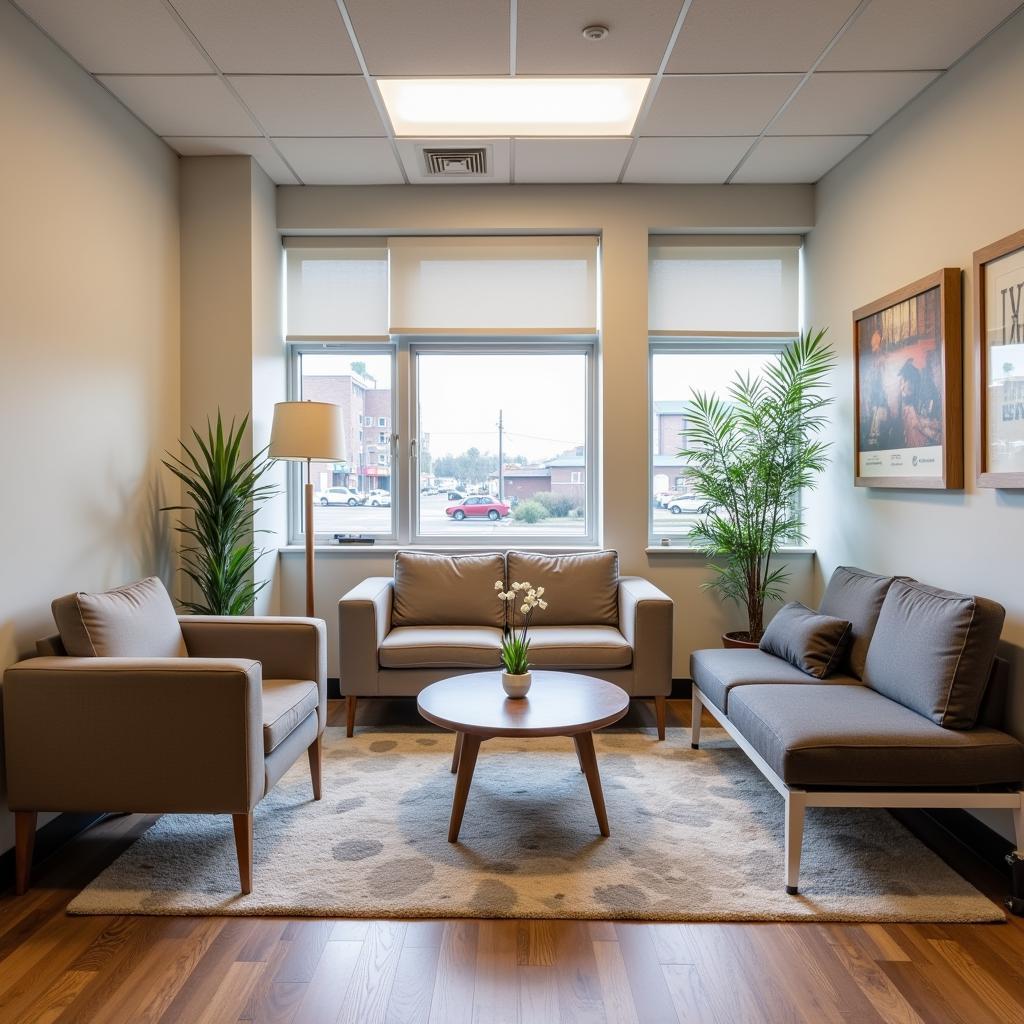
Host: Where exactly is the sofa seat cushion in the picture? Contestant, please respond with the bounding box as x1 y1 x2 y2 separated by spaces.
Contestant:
380 626 503 669
526 626 632 670
727 683 1024 788
262 679 318 754
691 648 857 713
52 576 187 659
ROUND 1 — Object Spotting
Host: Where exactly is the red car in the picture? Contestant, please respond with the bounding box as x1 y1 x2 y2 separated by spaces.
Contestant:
445 496 511 521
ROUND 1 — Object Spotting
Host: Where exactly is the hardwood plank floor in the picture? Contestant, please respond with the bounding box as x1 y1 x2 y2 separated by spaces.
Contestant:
2 699 1022 1024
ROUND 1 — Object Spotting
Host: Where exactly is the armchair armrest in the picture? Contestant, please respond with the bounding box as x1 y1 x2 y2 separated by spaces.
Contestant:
2 657 264 815
618 576 673 696
338 577 393 697
179 615 327 729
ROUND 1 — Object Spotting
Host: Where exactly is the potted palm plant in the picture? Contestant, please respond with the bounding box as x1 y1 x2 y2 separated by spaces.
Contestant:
162 412 277 615
679 328 835 647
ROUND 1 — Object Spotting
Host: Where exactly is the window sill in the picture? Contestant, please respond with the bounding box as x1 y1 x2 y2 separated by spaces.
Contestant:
281 543 603 555
645 545 816 557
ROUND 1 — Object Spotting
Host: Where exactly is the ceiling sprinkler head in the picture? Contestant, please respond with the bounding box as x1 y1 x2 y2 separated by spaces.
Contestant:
582 24 609 41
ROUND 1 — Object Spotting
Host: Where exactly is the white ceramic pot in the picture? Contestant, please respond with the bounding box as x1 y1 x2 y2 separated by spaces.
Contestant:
501 670 532 699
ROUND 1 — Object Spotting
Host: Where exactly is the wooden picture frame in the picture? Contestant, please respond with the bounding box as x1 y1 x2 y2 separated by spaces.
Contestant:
852 268 962 489
974 227 1024 488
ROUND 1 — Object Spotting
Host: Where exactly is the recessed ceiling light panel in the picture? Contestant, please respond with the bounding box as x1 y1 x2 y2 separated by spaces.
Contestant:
377 77 650 137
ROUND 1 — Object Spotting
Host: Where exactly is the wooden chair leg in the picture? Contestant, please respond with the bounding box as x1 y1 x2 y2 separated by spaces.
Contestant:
232 813 253 895
307 735 323 800
14 811 36 896
655 695 667 741
690 689 703 749
346 695 357 738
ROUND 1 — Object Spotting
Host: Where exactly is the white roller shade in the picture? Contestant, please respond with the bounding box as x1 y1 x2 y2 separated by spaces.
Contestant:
286 242 388 337
649 241 800 335
389 236 598 334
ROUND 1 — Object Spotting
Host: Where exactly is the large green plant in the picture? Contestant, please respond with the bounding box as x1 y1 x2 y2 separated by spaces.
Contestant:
162 412 277 615
679 328 835 642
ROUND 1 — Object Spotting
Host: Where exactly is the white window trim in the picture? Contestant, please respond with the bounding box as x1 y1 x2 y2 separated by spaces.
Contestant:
287 341 398 544
406 336 599 548
648 336 795 549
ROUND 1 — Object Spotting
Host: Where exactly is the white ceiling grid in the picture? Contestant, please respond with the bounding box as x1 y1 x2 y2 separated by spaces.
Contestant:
11 0 1023 186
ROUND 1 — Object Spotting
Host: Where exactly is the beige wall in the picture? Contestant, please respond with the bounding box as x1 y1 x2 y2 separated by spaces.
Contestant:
0 2 180 850
277 184 817 676
803 11 1024 834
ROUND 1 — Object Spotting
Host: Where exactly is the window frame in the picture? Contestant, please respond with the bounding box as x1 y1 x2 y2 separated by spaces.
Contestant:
406 336 599 548
648 337 794 548
287 341 398 544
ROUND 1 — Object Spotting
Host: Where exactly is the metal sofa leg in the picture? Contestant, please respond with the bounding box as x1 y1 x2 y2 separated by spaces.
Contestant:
1008 793 1024 916
655 696 666 741
346 695 358 738
785 791 806 895
14 811 37 896
690 689 703 750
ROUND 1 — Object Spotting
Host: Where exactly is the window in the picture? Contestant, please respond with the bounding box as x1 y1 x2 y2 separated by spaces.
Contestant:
364 416 373 427
413 345 595 543
379 432 387 444
378 417 387 427
292 349 396 540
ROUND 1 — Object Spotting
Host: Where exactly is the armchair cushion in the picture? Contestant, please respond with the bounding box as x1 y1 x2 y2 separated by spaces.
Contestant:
507 550 619 626
51 576 186 659
379 626 502 668
392 552 505 629
262 679 319 753
526 626 632 669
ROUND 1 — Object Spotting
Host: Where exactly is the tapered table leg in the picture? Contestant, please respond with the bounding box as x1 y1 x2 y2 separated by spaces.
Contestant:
575 731 610 837
572 735 585 772
451 731 464 774
448 733 483 843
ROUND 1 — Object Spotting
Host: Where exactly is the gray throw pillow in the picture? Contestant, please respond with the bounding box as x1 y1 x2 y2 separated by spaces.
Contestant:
759 601 852 679
863 580 1005 729
818 566 899 680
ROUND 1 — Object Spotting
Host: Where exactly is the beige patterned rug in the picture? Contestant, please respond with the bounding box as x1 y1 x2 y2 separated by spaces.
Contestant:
67 726 1003 922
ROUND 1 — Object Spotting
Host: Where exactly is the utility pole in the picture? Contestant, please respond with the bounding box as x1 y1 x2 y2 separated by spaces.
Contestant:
497 409 504 502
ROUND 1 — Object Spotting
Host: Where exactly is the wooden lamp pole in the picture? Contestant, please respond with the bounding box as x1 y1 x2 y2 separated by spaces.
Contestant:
305 456 314 618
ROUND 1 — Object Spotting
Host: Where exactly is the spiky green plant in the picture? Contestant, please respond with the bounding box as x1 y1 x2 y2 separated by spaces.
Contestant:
679 328 835 642
162 412 277 615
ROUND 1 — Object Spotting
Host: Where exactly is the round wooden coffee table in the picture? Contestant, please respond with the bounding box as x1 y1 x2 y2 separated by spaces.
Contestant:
417 671 629 843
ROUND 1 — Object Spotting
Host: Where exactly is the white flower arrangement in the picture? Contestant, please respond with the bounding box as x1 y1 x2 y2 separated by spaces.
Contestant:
494 578 548 674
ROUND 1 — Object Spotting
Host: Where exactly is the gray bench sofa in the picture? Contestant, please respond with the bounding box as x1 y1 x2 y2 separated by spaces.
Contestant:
339 549 673 737
690 566 1024 897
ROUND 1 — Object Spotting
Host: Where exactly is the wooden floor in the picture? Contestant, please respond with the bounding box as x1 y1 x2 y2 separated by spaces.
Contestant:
3 699 1024 1024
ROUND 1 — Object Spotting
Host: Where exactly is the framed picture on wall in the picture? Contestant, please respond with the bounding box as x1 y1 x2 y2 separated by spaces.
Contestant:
974 228 1024 488
852 268 963 489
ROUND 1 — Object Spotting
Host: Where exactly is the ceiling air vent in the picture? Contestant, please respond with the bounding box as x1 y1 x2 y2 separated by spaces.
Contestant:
422 147 488 177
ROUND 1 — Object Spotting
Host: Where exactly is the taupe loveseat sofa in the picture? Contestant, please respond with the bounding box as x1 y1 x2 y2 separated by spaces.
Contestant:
690 566 1024 897
339 549 673 737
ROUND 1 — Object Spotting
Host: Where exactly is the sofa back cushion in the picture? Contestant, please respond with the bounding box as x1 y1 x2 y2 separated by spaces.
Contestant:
818 566 898 679
758 601 852 679
506 550 619 627
52 576 187 658
391 551 505 628
863 579 1005 729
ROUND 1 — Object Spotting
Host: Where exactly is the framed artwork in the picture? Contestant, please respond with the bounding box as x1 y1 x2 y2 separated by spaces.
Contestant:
974 227 1024 488
853 268 963 489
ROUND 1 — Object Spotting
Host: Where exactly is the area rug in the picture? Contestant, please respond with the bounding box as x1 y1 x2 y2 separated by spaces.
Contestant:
67 726 1003 922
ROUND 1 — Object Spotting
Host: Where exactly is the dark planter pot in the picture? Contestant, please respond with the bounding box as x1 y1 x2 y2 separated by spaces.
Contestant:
722 631 759 650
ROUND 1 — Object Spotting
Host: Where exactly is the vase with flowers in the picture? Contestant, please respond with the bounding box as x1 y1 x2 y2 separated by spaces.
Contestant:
494 578 548 698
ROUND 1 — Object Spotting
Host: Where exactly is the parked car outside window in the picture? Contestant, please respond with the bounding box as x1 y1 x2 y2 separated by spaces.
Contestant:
316 486 367 507
444 496 511 521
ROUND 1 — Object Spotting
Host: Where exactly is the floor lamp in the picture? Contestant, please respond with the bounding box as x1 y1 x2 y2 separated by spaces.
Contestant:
269 400 346 617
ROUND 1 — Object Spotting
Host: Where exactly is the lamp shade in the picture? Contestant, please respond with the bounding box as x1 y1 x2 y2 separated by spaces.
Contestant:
269 401 346 462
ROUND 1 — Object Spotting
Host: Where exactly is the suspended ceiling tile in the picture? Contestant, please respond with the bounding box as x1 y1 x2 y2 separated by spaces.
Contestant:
97 75 260 135
273 138 404 185
667 0 858 73
731 135 866 183
769 70 939 135
623 136 754 183
642 74 799 136
396 139 511 184
163 136 300 184
345 0 510 75
516 0 683 74
821 0 1022 71
514 139 632 182
228 75 384 136
16 0 209 73
169 0 360 73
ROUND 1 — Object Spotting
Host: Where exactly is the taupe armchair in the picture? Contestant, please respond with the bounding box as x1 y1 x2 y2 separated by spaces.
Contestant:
3 615 327 895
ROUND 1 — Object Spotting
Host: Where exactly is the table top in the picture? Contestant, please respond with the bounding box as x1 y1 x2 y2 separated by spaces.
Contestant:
416 671 630 737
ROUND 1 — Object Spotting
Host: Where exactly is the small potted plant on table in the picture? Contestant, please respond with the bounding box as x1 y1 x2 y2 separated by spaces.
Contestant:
494 579 548 697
